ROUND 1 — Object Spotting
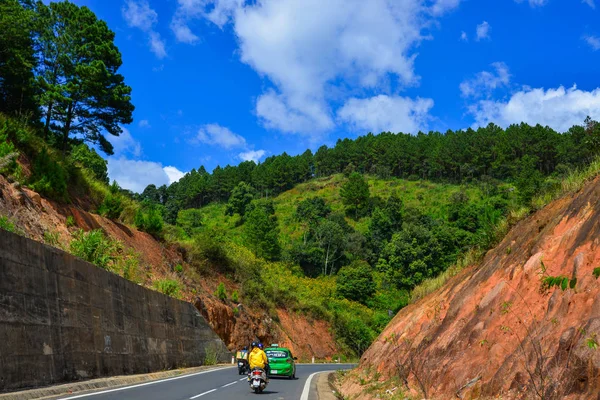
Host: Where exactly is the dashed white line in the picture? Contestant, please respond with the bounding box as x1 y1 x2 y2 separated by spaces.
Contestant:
239 377 247 381
221 381 237 388
190 388 217 399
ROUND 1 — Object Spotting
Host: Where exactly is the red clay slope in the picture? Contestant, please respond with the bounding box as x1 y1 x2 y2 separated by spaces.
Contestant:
341 177 600 399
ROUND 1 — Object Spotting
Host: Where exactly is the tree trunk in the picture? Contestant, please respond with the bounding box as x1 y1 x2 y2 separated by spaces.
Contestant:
44 101 53 140
62 102 73 156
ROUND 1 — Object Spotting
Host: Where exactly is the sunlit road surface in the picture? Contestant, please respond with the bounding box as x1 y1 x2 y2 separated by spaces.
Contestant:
55 364 354 400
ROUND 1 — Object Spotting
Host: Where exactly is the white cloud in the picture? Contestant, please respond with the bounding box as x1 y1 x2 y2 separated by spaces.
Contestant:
149 32 167 59
460 31 468 41
171 18 200 44
138 119 151 128
338 94 434 134
476 21 491 41
460 62 511 98
195 123 247 148
122 0 157 30
108 127 142 157
173 0 463 136
108 158 170 193
582 0 596 9
239 150 266 163
122 0 167 59
514 0 548 6
163 166 186 184
468 85 600 132
583 35 600 51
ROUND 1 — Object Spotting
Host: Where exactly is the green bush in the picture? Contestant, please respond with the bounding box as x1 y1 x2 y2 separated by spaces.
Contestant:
336 260 376 305
98 181 125 220
0 216 16 233
176 208 203 236
69 143 109 184
174 264 183 273
231 290 239 303
135 203 164 237
29 148 68 200
152 279 182 298
70 229 117 270
66 215 75 227
216 282 227 301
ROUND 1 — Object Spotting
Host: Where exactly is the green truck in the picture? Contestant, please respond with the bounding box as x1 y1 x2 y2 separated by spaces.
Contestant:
265 345 297 379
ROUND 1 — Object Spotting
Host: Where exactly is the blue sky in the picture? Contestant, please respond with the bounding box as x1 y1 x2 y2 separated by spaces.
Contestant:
61 0 600 192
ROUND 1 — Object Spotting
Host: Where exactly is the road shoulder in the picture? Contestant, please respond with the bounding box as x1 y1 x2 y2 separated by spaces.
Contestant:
315 372 340 400
0 365 232 400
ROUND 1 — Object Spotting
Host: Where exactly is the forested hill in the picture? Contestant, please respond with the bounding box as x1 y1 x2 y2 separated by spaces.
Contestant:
138 118 600 224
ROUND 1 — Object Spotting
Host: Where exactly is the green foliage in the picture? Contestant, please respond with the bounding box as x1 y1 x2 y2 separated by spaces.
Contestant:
174 264 183 273
70 229 117 270
336 261 376 304
541 275 576 292
135 202 164 237
203 344 219 366
215 282 227 301
0 0 39 118
35 0 133 154
29 148 68 200
340 172 370 217
231 290 239 303
43 230 60 248
0 216 16 233
176 208 203 236
244 200 281 261
225 181 255 217
0 122 18 174
593 268 600 279
152 279 182 299
69 144 108 183
98 181 125 220
66 215 75 228
295 197 331 225
586 334 599 350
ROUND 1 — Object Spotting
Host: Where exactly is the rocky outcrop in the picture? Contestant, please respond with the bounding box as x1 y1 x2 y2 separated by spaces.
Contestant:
341 177 600 399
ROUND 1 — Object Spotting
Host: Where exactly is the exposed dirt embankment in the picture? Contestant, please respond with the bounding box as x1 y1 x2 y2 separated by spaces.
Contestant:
0 174 339 360
341 177 600 399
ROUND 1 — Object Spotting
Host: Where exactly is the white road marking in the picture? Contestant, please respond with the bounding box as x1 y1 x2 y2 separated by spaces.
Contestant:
300 371 322 400
190 389 216 399
239 377 247 381
221 381 237 388
57 367 234 399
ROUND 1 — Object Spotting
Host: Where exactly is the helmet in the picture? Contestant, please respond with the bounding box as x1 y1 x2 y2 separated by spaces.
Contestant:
251 341 258 348
243 346 248 350
258 343 264 349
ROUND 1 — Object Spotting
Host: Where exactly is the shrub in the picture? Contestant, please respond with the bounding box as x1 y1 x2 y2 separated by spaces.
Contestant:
216 282 227 301
115 249 144 284
0 216 16 233
70 229 118 270
176 208 203 236
29 148 68 200
174 264 183 273
203 344 218 366
152 279 182 298
43 231 61 248
66 215 75 227
69 143 109 184
336 261 376 305
231 290 239 303
98 181 125 220
135 203 164 237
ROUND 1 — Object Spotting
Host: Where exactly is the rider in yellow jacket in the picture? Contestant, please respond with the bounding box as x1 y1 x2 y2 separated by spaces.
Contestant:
248 342 269 378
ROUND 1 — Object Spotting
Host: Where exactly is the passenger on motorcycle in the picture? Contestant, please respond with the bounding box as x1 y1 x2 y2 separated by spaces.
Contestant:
248 342 270 378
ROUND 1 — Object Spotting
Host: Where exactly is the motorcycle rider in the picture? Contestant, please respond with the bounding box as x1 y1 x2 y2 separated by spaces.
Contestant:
248 341 269 379
236 346 249 374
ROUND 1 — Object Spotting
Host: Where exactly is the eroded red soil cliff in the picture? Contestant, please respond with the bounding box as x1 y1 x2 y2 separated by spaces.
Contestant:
341 177 600 399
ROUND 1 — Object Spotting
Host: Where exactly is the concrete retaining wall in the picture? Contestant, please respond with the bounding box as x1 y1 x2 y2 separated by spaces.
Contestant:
0 229 231 392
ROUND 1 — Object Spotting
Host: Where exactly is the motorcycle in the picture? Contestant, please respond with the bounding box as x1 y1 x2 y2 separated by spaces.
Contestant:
237 359 249 375
248 367 268 393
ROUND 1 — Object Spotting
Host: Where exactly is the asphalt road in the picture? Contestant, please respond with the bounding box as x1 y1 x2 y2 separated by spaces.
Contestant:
56 364 354 400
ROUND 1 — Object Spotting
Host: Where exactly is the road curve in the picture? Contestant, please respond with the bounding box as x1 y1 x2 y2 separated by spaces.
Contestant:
55 364 354 400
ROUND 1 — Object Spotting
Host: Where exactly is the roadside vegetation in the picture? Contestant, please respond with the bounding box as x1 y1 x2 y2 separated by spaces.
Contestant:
2 0 600 358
